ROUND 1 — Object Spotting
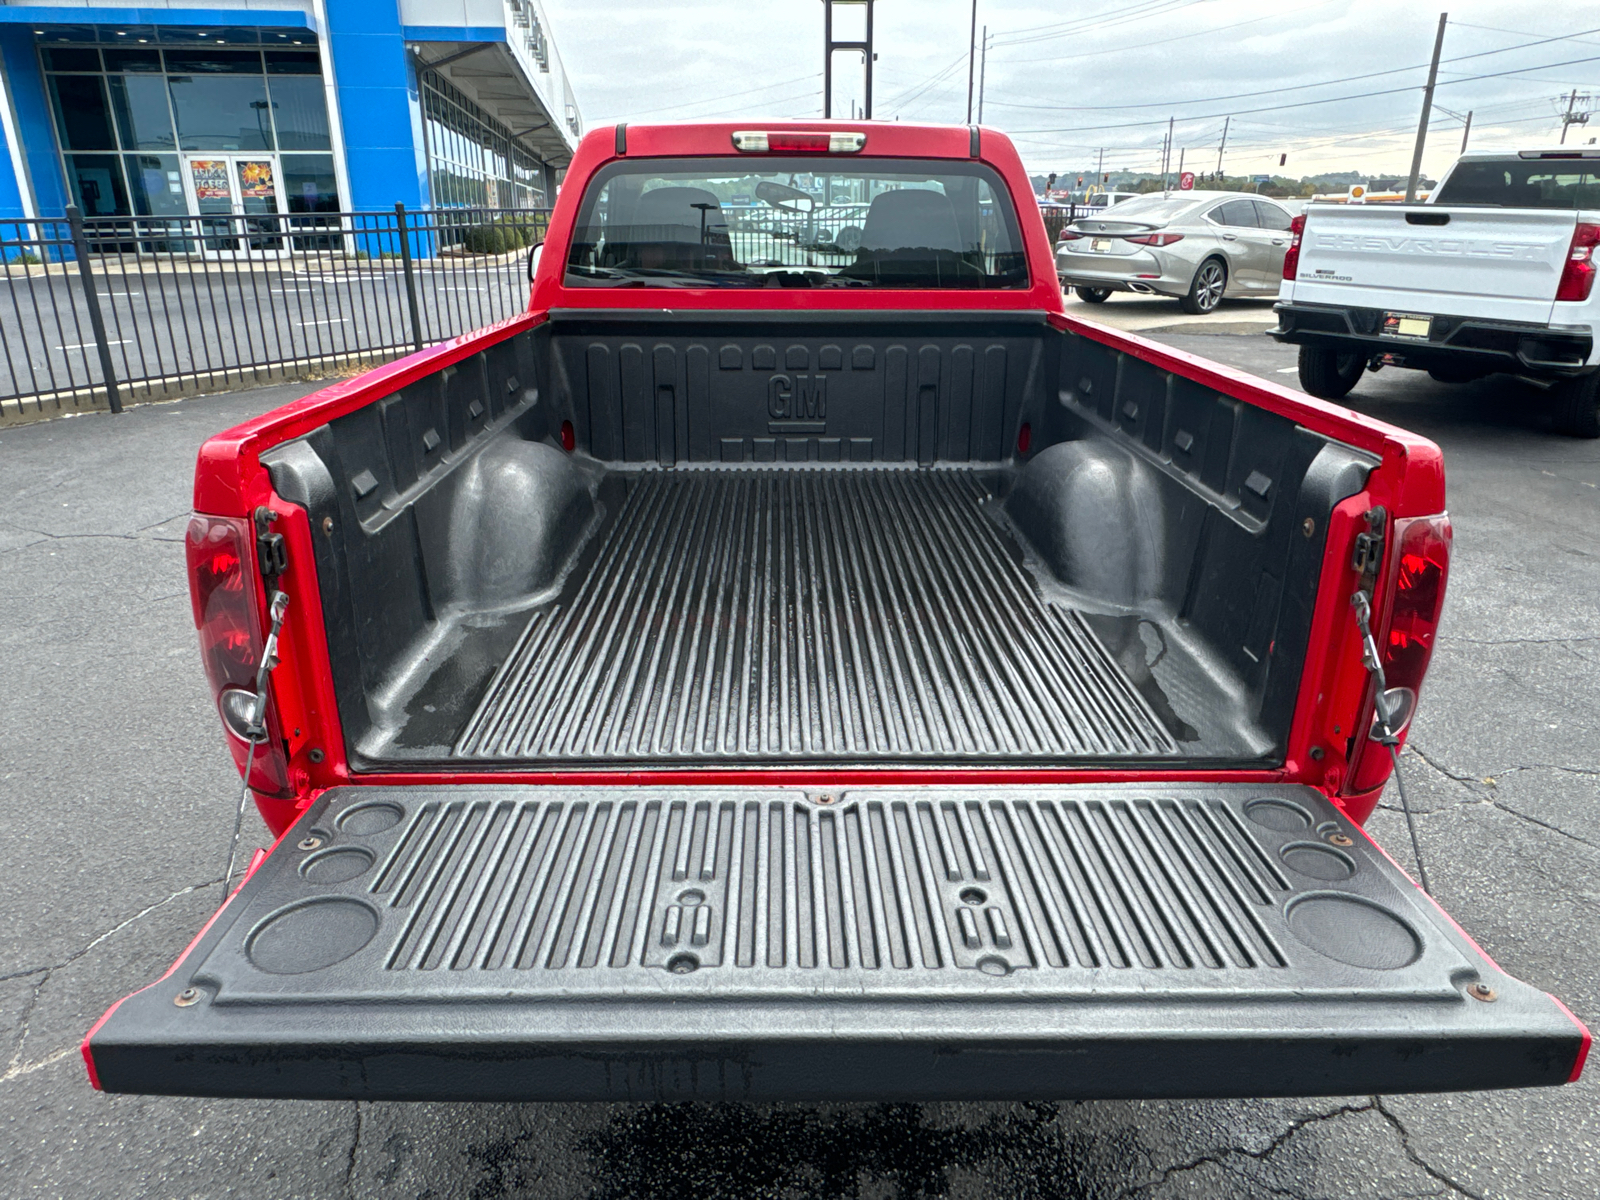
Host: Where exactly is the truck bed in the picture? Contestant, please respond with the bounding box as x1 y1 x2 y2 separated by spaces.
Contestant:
455 467 1180 763
261 311 1369 771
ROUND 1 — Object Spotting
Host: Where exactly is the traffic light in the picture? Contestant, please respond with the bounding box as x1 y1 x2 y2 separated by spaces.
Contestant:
1076 176 1083 186
1046 173 1056 190
1279 153 1287 166
1102 174 1108 183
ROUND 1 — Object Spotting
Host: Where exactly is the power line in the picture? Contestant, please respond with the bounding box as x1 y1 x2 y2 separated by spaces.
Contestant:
977 24 1600 115
1005 52 1600 135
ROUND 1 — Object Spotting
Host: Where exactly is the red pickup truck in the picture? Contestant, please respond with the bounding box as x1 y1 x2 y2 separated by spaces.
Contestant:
84 121 1588 1101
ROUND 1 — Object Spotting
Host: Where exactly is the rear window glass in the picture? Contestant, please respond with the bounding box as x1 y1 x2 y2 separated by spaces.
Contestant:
1433 159 1600 208
1085 194 1203 223
564 156 1027 289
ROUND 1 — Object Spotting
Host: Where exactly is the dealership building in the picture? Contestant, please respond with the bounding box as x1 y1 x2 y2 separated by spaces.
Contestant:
0 0 582 222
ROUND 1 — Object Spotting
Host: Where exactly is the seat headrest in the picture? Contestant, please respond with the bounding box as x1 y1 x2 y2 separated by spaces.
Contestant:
629 186 728 243
859 189 963 253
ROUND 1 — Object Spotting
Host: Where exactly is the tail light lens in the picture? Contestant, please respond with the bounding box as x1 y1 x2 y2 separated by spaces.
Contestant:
187 515 290 796
1057 229 1084 242
1556 222 1600 302
1282 213 1306 280
1125 232 1184 247
1347 514 1453 793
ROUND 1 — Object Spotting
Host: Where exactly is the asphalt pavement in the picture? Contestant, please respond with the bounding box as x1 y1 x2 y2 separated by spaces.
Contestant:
2 314 1597 1199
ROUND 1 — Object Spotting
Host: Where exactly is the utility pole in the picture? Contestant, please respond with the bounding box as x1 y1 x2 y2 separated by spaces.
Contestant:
1405 12 1448 203
977 26 989 123
823 0 876 119
1096 147 1104 183
1461 109 1472 153
1163 115 1174 189
1559 89 1592 143
1216 116 1229 177
966 0 978 123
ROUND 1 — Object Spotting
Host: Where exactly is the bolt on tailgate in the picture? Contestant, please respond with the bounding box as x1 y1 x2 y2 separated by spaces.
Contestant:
85 784 1587 1101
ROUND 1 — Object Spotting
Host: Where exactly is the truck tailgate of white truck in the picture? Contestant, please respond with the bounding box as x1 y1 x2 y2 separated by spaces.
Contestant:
1288 205 1578 324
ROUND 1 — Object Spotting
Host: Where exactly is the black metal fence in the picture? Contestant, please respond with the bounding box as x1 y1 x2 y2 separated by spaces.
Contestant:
0 204 550 424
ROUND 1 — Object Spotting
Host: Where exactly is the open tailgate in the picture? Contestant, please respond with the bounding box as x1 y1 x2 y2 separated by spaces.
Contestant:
85 783 1587 1101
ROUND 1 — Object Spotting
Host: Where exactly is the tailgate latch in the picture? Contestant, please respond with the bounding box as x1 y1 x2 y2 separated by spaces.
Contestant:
1350 506 1386 584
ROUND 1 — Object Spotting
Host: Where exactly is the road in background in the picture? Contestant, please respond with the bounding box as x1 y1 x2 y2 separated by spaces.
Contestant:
2 336 1596 1199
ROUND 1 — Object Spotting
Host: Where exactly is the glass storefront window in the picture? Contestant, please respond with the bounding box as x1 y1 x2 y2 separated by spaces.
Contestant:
66 153 130 216
421 69 547 210
50 75 117 150
125 153 187 216
281 154 339 213
169 73 274 151
267 76 331 151
45 40 342 226
108 74 176 151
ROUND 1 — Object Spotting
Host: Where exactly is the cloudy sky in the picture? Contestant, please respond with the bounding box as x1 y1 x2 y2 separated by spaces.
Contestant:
541 0 1600 181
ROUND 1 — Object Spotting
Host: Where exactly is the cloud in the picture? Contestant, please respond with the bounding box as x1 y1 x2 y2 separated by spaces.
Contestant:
543 0 1600 178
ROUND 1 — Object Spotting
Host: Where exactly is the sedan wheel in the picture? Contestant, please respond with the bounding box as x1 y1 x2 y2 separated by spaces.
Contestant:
1179 259 1227 315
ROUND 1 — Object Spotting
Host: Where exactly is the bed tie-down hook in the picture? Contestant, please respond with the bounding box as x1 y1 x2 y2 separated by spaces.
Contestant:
1350 509 1431 895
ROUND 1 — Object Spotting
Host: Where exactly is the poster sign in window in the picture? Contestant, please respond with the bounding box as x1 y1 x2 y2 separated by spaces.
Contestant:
189 159 231 201
236 160 276 199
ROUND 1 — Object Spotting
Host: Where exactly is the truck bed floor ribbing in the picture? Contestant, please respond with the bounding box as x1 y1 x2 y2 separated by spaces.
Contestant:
454 468 1179 763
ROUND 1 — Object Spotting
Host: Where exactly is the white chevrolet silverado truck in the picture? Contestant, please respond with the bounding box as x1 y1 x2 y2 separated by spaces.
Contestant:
1272 147 1600 437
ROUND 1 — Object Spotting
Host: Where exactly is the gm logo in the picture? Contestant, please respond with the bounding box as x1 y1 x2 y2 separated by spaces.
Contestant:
768 373 827 420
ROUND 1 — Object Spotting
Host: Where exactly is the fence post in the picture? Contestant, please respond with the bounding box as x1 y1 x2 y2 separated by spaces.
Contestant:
395 203 425 353
65 204 121 415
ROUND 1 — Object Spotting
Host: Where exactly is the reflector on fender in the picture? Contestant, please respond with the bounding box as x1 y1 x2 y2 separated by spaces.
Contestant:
731 130 866 153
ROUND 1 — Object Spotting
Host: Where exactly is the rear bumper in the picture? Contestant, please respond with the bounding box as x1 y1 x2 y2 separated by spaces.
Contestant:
1271 301 1595 376
85 783 1588 1101
1056 247 1187 297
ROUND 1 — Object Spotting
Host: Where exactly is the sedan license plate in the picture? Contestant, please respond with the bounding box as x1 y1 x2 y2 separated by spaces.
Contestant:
1381 312 1432 339
1091 238 1113 252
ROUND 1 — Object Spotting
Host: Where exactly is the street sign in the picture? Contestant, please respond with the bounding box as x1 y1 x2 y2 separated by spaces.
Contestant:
1252 174 1272 183
1178 171 1195 190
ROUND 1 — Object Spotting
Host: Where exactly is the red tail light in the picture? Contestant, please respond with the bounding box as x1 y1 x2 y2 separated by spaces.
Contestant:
1124 232 1184 247
1556 222 1600 302
1057 229 1084 242
187 515 290 796
1282 213 1306 280
1347 514 1452 794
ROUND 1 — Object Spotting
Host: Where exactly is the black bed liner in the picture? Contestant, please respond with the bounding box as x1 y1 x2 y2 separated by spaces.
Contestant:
87 783 1584 1101
456 467 1178 763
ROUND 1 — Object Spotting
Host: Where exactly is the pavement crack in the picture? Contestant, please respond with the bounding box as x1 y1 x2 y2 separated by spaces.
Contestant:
1 970 55 1086
63 877 225 971
1119 1102 1374 1198
1374 1098 1487 1200
345 1100 363 1198
0 878 224 1087
1396 747 1599 851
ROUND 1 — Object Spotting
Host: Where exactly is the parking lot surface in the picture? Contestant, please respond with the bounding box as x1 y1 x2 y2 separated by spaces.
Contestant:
2 323 1597 1198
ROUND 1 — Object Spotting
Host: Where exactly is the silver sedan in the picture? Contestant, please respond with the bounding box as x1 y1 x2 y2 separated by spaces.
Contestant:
1055 192 1296 314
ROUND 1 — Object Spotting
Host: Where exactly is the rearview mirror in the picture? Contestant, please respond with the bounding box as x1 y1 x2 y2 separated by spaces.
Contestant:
526 240 543 283
755 181 814 214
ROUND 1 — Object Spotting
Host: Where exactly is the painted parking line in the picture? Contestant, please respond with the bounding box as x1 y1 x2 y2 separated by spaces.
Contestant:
1276 366 1298 373
56 339 132 350
294 317 349 326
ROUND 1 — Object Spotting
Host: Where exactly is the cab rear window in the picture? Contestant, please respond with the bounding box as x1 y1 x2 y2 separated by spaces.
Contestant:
1433 159 1600 208
564 157 1028 289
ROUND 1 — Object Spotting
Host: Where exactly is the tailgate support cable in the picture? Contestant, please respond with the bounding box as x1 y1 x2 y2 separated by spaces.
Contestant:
1352 589 1431 895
